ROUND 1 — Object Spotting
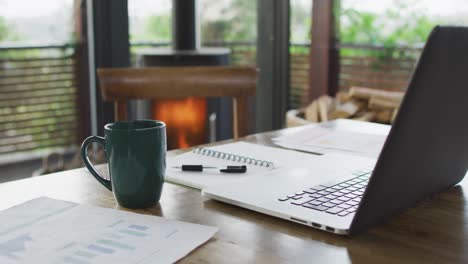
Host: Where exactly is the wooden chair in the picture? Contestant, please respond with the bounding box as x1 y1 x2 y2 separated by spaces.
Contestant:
97 66 257 138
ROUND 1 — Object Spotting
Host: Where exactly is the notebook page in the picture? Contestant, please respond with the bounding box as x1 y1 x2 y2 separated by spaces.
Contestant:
166 142 318 189
205 142 319 168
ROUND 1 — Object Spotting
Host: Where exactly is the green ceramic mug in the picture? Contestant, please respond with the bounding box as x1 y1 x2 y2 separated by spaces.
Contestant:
81 120 166 209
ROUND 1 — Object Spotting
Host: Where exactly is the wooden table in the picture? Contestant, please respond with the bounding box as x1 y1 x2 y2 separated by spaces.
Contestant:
0 126 466 263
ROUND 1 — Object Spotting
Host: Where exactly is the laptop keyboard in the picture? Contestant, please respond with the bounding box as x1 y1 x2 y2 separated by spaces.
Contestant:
277 168 373 217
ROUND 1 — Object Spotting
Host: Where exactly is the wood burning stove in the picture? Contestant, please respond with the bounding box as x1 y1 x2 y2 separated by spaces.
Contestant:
135 0 232 150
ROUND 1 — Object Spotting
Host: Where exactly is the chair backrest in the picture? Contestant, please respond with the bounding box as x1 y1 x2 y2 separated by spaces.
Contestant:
97 66 257 138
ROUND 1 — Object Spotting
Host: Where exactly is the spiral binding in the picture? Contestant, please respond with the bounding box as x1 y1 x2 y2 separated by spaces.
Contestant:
192 147 275 168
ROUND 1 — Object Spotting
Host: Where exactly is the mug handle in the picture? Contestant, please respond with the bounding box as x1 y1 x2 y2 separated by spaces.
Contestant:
80 136 112 191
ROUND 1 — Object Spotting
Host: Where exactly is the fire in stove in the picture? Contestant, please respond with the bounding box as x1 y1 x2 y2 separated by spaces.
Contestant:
152 98 207 150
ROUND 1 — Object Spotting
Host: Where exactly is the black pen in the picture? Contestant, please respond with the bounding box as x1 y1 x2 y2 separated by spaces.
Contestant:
172 165 247 173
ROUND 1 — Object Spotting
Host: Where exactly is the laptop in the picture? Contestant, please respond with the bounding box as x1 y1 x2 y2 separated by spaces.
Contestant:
202 26 468 235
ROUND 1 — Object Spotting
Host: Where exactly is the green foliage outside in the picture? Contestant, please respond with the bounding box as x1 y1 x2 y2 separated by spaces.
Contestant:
0 16 9 41
144 14 172 42
206 0 443 48
0 16 23 43
0 16 44 59
340 2 437 46
290 1 311 43
129 14 170 63
201 0 256 42
136 0 442 61
137 0 256 43
339 1 440 59
132 0 258 63
130 0 468 63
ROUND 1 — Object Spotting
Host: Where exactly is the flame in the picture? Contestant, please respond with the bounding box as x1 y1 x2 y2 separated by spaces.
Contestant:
152 98 207 149
177 131 189 149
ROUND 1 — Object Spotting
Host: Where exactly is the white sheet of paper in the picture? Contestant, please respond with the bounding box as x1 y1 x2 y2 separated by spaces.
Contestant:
272 120 390 158
303 128 386 153
0 197 217 264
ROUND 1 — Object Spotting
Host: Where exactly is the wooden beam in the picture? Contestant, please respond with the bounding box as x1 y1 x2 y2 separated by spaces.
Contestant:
308 0 339 102
97 66 257 100
73 0 91 143
232 96 249 138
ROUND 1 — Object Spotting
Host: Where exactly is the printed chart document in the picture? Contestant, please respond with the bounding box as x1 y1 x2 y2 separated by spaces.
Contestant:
0 197 217 264
273 119 390 158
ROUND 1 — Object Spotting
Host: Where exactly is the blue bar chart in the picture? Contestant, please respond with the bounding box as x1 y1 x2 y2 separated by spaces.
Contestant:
0 197 217 264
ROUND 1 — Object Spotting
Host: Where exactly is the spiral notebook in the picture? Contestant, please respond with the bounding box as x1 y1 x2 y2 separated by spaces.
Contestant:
166 141 316 189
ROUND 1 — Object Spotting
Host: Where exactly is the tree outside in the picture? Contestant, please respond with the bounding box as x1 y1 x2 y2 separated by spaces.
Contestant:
130 0 468 59
200 0 256 42
143 14 172 42
340 1 436 46
340 0 468 59
130 0 257 43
